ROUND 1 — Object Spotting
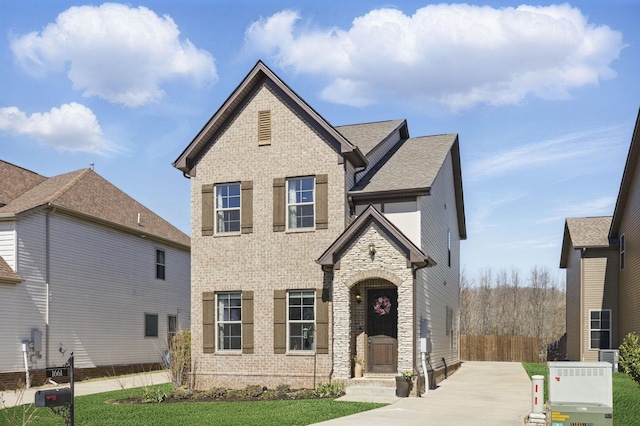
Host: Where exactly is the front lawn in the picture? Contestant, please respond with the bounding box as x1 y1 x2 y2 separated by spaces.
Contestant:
523 363 640 426
1 384 384 426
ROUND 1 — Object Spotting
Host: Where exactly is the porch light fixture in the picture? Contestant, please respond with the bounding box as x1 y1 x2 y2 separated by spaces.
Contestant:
368 243 376 256
355 293 362 304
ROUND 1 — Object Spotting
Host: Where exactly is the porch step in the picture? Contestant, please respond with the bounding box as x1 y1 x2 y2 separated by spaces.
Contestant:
345 376 397 398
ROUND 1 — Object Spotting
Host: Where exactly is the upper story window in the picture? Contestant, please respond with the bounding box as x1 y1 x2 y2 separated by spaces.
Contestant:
216 183 241 234
288 290 316 351
156 249 165 280
620 234 625 270
217 292 242 351
287 177 315 230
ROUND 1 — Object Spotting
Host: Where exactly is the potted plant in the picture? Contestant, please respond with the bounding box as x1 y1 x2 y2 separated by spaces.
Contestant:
353 355 363 378
395 370 413 397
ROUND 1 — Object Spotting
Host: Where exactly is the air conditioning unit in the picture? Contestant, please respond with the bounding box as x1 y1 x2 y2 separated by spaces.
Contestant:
599 349 619 372
546 362 613 426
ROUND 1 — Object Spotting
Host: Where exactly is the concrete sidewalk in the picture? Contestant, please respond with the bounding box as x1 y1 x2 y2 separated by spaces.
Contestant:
313 361 532 426
1 371 170 408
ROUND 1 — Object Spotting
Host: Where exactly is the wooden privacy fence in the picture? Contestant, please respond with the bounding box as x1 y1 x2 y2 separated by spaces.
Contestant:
460 335 540 363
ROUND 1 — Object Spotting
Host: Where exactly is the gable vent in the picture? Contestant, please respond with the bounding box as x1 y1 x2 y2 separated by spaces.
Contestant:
258 110 271 145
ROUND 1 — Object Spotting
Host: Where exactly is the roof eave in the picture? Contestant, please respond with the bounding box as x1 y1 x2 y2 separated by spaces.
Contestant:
173 60 368 174
610 107 640 237
349 187 431 202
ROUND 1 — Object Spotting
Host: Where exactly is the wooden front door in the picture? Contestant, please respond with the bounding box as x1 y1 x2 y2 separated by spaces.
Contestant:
367 288 398 373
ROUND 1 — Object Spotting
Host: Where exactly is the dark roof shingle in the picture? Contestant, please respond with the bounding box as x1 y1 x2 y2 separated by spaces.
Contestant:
0 165 189 248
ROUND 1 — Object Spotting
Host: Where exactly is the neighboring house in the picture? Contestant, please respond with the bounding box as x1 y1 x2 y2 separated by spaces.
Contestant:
173 61 466 393
559 217 618 361
0 161 190 390
560 108 640 361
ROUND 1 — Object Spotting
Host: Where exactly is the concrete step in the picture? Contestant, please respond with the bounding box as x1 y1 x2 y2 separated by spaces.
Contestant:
345 376 397 397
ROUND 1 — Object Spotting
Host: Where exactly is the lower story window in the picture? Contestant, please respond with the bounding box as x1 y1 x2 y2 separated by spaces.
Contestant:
288 290 315 351
145 313 158 337
217 292 242 350
590 310 611 349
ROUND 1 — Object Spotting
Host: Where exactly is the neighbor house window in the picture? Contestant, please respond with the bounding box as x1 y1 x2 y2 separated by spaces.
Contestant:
590 310 611 349
620 234 625 270
145 313 158 338
287 177 314 230
215 183 241 234
217 292 242 351
447 229 452 267
288 290 315 351
156 250 165 280
167 315 177 347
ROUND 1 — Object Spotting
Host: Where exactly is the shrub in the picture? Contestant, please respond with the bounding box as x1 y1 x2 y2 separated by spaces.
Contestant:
315 382 344 397
619 332 640 386
165 330 191 389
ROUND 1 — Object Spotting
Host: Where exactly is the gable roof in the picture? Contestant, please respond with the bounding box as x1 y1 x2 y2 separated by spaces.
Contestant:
336 119 408 157
0 255 22 284
349 134 467 239
610 108 640 237
0 165 190 249
173 60 368 175
316 204 436 270
560 216 613 268
0 160 46 206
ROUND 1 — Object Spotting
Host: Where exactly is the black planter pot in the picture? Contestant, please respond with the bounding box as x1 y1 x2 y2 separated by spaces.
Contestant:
395 376 411 397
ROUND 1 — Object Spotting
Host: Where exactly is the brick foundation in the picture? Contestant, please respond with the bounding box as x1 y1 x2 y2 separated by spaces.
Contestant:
0 363 162 391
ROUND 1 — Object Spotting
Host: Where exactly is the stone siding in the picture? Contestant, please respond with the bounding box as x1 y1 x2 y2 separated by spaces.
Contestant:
331 223 415 379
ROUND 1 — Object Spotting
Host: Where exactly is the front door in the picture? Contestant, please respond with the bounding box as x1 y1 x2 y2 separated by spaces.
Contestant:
367 288 398 373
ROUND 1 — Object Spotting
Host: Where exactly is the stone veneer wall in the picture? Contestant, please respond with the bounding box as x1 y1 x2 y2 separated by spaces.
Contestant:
331 223 415 379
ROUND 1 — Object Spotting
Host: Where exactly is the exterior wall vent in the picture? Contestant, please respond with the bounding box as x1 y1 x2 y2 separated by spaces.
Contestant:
258 110 271 145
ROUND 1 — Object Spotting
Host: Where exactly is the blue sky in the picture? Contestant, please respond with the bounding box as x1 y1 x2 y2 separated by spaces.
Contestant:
1 1 638 285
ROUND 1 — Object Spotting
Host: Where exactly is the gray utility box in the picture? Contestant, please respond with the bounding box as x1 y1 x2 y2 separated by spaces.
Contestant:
548 361 612 407
547 362 613 426
548 402 612 426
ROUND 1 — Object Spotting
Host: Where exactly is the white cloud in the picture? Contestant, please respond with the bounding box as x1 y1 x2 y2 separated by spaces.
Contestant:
244 4 624 110
10 3 217 107
0 103 118 155
467 123 629 181
537 196 616 224
468 191 527 233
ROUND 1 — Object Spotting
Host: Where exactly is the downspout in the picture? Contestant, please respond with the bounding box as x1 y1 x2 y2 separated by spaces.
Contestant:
412 266 419 396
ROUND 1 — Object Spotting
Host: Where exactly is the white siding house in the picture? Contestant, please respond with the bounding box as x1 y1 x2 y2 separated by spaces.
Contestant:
0 161 190 389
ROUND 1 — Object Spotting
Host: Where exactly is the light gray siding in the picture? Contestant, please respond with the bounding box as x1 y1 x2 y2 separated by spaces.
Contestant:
0 210 190 374
0 222 17 269
416 151 461 368
0 212 48 373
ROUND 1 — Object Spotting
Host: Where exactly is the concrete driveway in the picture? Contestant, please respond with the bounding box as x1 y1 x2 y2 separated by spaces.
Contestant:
313 361 532 426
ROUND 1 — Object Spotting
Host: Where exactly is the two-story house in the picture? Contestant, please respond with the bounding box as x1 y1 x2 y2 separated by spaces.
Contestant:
560 108 640 362
0 161 190 389
173 61 466 394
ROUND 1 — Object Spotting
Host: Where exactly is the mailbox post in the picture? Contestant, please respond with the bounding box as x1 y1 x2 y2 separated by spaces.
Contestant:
37 353 74 426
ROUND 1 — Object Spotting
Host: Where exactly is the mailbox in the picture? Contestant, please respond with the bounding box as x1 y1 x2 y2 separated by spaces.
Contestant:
35 388 72 408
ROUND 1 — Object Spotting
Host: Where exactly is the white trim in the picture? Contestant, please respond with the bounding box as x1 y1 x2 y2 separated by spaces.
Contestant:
588 309 612 350
215 292 242 352
286 290 316 353
286 177 315 231
214 183 241 235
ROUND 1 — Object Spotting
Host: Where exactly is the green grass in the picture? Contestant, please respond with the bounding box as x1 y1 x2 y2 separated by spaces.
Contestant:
523 363 640 426
1 384 383 426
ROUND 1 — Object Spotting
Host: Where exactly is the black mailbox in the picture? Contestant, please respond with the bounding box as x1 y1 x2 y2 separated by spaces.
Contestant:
34 387 72 408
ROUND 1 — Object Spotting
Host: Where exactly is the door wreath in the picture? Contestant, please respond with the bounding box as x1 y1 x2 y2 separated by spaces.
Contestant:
373 296 391 316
